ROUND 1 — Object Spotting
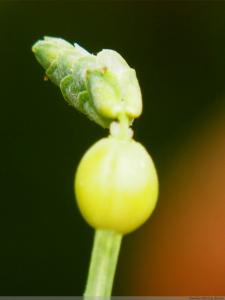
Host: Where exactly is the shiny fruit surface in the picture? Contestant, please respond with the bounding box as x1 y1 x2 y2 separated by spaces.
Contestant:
75 136 158 234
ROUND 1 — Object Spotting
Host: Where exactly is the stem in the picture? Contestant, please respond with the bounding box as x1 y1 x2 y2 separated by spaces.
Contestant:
84 229 122 299
110 114 133 140
118 114 130 139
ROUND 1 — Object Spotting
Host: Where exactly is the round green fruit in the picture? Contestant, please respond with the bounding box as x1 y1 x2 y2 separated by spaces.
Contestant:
75 136 158 234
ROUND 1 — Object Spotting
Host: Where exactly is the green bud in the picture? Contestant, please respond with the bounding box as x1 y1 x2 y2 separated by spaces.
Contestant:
32 36 142 128
86 68 123 119
96 49 142 118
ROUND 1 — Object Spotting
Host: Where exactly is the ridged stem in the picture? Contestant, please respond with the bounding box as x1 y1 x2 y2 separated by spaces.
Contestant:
84 229 122 300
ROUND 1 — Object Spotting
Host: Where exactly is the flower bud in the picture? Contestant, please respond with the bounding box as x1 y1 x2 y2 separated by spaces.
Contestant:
32 37 143 128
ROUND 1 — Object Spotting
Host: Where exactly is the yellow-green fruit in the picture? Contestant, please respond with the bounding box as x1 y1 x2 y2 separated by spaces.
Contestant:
75 136 158 234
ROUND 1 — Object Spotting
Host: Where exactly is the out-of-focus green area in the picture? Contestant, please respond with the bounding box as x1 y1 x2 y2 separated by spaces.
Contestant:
0 1 225 296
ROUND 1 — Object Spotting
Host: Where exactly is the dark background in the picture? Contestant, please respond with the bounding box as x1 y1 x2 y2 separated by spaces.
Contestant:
1 1 225 296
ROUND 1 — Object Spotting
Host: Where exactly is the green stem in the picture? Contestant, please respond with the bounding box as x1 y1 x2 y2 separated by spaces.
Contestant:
118 114 130 139
84 229 122 299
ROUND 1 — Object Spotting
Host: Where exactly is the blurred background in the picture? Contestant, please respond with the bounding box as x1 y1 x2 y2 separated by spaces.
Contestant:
0 0 225 296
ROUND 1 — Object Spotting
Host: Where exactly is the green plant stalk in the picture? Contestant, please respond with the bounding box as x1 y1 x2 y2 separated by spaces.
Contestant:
32 37 159 298
84 229 122 299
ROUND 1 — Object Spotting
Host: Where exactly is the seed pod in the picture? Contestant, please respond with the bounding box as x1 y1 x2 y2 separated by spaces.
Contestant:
75 136 158 234
32 37 142 128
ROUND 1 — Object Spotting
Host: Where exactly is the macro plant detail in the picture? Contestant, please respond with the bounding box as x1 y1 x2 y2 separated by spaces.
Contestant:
32 37 142 128
32 36 159 298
